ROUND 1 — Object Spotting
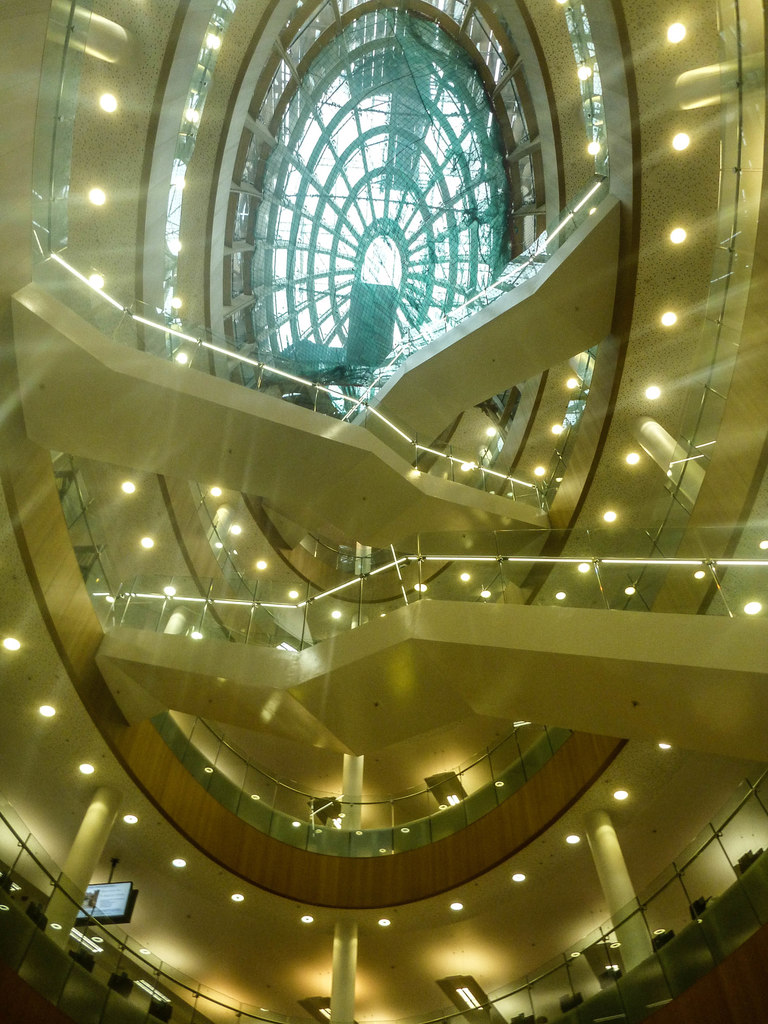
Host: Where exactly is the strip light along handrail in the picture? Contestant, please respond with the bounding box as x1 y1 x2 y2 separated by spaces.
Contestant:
97 554 768 615
42 245 540 500
2 769 767 1024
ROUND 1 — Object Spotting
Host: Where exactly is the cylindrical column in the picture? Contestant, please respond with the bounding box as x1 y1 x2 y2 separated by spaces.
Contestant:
341 754 364 831
633 417 704 508
586 809 651 970
164 605 195 635
47 786 122 946
330 919 358 1024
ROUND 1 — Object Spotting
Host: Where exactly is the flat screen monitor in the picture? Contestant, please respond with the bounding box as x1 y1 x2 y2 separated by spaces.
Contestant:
76 881 138 925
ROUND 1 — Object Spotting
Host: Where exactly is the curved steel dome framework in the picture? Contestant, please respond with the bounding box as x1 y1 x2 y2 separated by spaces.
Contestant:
249 9 511 385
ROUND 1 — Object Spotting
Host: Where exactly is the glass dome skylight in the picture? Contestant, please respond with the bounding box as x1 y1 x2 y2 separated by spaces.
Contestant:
250 8 511 388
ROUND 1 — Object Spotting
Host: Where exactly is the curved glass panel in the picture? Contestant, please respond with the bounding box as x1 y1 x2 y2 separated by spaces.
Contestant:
252 9 511 387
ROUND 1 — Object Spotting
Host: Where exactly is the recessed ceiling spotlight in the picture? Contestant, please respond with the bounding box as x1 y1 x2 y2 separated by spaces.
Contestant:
139 949 151 956
551 423 564 435
578 65 592 80
613 789 629 801
256 559 268 570
99 93 118 112
744 601 762 615
301 915 314 924
512 872 526 883
378 918 391 927
658 742 672 751
555 591 566 600
587 141 601 155
624 586 636 596
693 569 706 579
231 893 244 902
626 452 640 465
88 187 106 206
460 572 471 582
533 466 546 477
2 637 21 651
480 589 491 599
121 480 136 493
570 951 581 958
450 902 463 911
603 510 617 523
414 583 427 592
566 377 579 390
577 563 591 574
79 763 95 775
171 858 186 868
289 589 300 599
670 227 687 244
214 541 223 549
672 132 690 151
175 351 189 364
565 834 581 845
667 22 686 43
140 537 154 549
291 821 301 828
460 461 475 472
331 610 342 619
123 814 138 824
190 630 203 640
39 705 56 717
661 311 678 327
209 486 222 497
170 296 183 310
645 385 661 400
229 524 242 536
163 585 176 597
758 539 768 549
88 273 105 290
485 426 497 437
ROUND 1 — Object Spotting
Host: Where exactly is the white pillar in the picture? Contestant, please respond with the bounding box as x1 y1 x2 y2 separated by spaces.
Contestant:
633 417 704 508
330 919 358 1024
585 809 651 970
341 754 364 831
164 605 195 635
47 786 122 946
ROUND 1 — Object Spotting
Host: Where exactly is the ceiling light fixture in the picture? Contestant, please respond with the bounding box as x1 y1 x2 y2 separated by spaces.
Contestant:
121 480 136 493
331 610 342 619
661 311 678 326
230 524 242 535
534 466 546 477
170 296 183 310
624 586 636 596
552 423 563 435
555 591 566 600
450 902 463 911
88 187 106 206
123 814 138 824
140 537 154 549
512 872 526 883
88 273 105 290
667 22 686 42
378 918 391 927
587 141 600 155
256 559 268 570
210 486 222 497
2 637 21 651
460 572 471 582
744 601 762 615
163 585 176 597
672 132 690 151
658 742 672 750
414 583 427 592
625 452 640 465
289 589 300 599
577 562 591 574
694 569 706 579
39 705 56 717
566 834 581 845
190 630 203 640
172 858 186 868
566 377 579 389
670 227 687 244
645 385 661 400
480 589 491 599
175 351 189 364
603 510 617 523
301 915 314 924
613 789 629 801
231 893 244 902
79 763 95 775
99 93 118 112
578 65 592 80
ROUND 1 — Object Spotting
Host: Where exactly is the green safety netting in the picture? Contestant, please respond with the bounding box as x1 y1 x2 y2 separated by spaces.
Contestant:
250 8 511 389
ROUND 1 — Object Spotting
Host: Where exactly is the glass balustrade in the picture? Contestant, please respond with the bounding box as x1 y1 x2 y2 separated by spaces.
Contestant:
2 772 768 1023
